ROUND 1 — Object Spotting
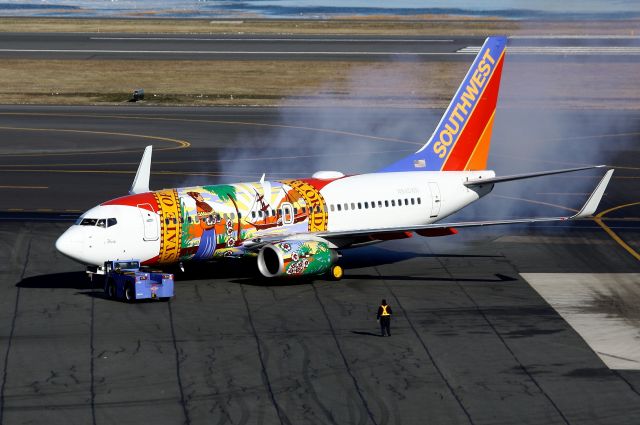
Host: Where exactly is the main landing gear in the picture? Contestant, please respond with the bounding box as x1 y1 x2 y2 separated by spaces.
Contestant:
328 264 344 281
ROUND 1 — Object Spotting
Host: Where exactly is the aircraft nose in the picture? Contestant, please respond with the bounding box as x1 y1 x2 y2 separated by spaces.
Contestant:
55 229 84 262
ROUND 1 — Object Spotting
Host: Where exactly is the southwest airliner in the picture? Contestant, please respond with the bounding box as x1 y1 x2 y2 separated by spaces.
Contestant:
55 36 613 281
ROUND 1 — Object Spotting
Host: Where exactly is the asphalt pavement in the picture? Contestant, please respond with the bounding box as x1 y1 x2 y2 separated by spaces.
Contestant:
1 33 639 60
0 105 639 424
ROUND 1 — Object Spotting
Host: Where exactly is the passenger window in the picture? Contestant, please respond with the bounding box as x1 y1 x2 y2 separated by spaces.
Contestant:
405 199 409 205
371 201 375 209
337 204 342 211
294 208 298 215
411 198 415 205
107 218 117 227
391 200 396 207
187 216 192 223
364 202 368 209
344 203 349 211
384 200 389 207
397 199 402 206
357 202 362 209
165 218 170 225
378 201 383 208
330 204 335 212
417 197 421 204
351 203 355 210
97 219 106 228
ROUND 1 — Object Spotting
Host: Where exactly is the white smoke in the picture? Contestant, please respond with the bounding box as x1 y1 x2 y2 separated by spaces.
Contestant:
208 63 442 180
449 39 638 222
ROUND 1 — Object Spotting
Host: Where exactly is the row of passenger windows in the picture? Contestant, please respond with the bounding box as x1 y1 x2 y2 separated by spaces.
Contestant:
330 197 421 212
163 205 326 225
77 197 423 228
160 197 422 225
79 218 117 228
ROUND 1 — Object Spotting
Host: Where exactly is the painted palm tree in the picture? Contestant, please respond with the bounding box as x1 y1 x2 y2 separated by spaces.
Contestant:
203 184 241 246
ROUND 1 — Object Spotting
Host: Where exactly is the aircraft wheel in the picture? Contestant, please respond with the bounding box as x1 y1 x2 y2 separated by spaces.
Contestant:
328 264 344 281
124 284 135 303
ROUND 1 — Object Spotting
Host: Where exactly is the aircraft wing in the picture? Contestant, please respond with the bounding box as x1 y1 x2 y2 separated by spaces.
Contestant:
314 169 613 240
241 169 613 248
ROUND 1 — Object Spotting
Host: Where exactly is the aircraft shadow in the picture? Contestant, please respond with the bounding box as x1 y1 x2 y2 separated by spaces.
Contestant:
339 246 502 270
17 271 92 290
343 273 517 283
14 249 508 290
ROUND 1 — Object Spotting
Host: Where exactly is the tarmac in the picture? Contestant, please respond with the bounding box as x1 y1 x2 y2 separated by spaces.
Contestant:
0 105 639 424
0 34 639 60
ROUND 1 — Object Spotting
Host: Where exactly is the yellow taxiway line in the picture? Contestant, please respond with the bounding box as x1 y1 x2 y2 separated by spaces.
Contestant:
0 126 190 156
494 195 640 262
593 202 640 262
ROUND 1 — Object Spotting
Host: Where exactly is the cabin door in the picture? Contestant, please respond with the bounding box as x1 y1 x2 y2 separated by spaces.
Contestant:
138 204 159 241
428 183 441 218
281 202 294 225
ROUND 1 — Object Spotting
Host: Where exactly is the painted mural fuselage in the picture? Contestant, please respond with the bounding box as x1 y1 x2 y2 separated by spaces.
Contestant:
57 171 493 267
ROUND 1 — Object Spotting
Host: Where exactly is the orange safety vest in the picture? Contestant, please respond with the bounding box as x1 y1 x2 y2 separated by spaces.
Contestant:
380 305 390 316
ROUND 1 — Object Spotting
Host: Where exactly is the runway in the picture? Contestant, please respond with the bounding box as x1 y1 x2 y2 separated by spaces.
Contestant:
1 105 640 424
1 33 640 60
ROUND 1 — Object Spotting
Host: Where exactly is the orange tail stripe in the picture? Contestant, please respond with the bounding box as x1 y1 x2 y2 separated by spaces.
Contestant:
465 111 496 170
441 55 505 171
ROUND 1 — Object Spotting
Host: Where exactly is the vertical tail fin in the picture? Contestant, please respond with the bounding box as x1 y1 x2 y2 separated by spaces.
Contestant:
379 36 507 172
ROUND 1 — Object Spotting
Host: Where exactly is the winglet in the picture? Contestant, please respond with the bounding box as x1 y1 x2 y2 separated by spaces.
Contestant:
572 169 613 218
129 145 153 195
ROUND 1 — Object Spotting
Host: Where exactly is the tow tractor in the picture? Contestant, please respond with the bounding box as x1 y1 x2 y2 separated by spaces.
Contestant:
93 260 174 302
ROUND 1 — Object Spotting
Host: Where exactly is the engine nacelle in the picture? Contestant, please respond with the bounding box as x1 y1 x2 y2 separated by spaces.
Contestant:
257 240 338 278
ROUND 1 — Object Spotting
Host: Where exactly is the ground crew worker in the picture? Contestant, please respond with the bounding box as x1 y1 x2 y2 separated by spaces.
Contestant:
377 299 392 337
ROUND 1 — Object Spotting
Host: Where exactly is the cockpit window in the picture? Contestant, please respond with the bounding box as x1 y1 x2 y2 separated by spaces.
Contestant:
78 217 117 227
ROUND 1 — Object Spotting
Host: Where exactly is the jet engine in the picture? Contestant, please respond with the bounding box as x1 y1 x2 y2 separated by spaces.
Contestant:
257 240 339 278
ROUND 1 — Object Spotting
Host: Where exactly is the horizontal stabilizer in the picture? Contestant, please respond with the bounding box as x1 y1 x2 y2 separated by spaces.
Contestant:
129 145 153 195
464 165 605 187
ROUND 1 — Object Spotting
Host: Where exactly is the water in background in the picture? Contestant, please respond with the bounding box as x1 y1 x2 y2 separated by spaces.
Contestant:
1 0 639 19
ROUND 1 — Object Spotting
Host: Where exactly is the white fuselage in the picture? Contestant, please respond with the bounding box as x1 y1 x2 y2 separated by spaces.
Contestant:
55 170 495 266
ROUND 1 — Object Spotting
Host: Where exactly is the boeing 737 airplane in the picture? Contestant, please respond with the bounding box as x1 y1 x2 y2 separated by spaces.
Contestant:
55 36 613 282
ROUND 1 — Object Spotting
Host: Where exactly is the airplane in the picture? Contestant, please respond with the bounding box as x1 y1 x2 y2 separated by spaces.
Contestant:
55 36 614 282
